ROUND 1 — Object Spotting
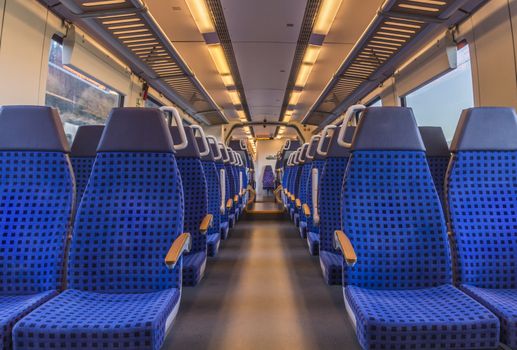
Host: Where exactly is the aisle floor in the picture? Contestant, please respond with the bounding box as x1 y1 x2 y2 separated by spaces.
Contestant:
163 213 361 349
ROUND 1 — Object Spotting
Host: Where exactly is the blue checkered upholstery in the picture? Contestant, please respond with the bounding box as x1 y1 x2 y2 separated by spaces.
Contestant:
13 108 186 350
318 157 348 284
306 160 325 255
342 107 500 350
70 157 95 208
216 163 230 239
263 165 275 190
201 160 221 257
446 109 517 348
0 106 74 350
176 158 208 286
427 155 449 209
297 163 311 222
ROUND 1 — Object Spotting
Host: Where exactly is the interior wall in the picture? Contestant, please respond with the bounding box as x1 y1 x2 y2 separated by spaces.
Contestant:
254 139 283 201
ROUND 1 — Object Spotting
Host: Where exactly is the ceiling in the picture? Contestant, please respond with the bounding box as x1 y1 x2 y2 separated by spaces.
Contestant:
146 0 384 139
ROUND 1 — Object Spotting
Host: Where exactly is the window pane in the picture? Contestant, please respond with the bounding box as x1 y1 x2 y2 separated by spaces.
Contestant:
45 39 122 143
368 98 382 107
144 96 162 108
404 45 474 143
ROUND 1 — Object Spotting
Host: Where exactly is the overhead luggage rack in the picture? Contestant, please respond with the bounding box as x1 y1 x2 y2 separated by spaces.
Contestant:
302 0 488 127
41 0 228 125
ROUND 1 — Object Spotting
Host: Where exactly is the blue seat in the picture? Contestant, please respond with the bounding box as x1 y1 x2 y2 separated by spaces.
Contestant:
292 144 309 231
195 132 221 258
318 125 355 285
13 107 190 350
338 107 500 350
70 125 104 208
217 143 232 239
170 126 209 286
263 165 275 191
228 150 242 220
447 107 517 349
419 127 450 210
299 136 321 252
0 106 74 350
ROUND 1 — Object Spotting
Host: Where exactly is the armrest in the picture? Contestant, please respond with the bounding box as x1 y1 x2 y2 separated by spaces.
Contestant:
226 198 233 209
165 233 191 269
302 203 311 217
234 194 239 203
334 230 357 267
199 214 213 234
284 188 288 195
295 198 301 208
290 194 295 201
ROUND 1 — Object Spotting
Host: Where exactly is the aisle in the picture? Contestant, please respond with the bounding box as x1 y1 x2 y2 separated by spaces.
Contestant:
163 214 360 349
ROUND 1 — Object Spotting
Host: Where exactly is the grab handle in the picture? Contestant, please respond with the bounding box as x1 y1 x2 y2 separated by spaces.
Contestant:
316 125 337 156
160 106 188 150
190 125 209 157
305 135 321 160
240 140 247 150
219 142 230 162
283 139 291 150
337 104 366 148
207 136 222 160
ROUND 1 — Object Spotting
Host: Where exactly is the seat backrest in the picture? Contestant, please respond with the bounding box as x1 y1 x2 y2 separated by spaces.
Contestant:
319 127 354 252
342 107 450 289
447 107 517 289
0 106 74 294
196 136 221 235
171 126 208 255
263 165 275 188
68 108 184 292
70 125 104 208
216 143 232 221
299 137 320 213
419 126 450 208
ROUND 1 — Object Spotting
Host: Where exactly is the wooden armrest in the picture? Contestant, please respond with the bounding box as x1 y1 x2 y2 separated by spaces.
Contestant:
226 198 233 209
302 203 311 217
199 214 213 234
295 198 301 208
290 194 295 201
234 194 239 203
165 233 191 269
334 230 357 267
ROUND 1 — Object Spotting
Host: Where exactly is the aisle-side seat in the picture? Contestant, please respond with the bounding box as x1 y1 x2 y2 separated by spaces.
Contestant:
318 125 355 285
287 148 301 218
13 108 190 350
70 125 104 208
263 165 275 191
419 126 450 209
170 125 209 287
217 142 232 238
447 107 517 349
194 130 221 258
299 136 321 251
224 147 238 227
305 135 331 257
0 106 74 350
338 107 499 350
293 144 309 230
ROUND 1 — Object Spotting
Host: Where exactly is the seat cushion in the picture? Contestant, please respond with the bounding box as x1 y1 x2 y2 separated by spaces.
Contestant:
345 284 500 350
307 231 319 256
13 288 180 350
207 232 221 257
319 251 342 285
0 291 56 350
462 285 517 348
183 251 207 287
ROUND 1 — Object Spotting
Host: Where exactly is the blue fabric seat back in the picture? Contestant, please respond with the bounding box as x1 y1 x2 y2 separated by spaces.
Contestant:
299 138 319 222
70 125 104 208
319 128 353 252
342 107 451 289
419 127 450 209
447 107 517 289
0 106 74 294
170 126 208 255
263 165 275 189
68 108 184 292
196 137 221 238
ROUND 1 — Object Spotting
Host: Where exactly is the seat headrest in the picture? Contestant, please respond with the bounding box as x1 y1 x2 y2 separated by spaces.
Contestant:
288 140 301 151
419 127 449 157
450 107 517 151
209 141 223 164
71 125 104 157
351 107 425 151
228 139 247 152
196 136 214 161
314 136 331 160
97 108 173 152
327 126 356 158
0 106 69 152
170 126 200 158
227 149 236 164
306 136 320 159
298 143 309 164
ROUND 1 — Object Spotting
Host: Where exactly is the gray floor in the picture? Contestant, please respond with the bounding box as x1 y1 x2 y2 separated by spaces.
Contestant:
163 213 361 350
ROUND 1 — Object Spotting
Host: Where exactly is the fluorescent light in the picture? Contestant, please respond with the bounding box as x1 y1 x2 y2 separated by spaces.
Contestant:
221 74 235 87
289 91 301 106
207 44 231 76
184 0 215 34
228 90 241 106
237 110 246 121
303 45 321 65
295 63 312 87
313 0 343 36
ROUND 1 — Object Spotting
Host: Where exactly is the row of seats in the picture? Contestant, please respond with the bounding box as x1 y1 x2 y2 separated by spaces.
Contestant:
278 106 517 350
0 105 252 350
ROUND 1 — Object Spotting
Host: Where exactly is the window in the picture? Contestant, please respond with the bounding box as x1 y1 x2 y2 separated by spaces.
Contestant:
403 44 474 143
45 38 123 143
144 96 163 108
367 98 382 107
